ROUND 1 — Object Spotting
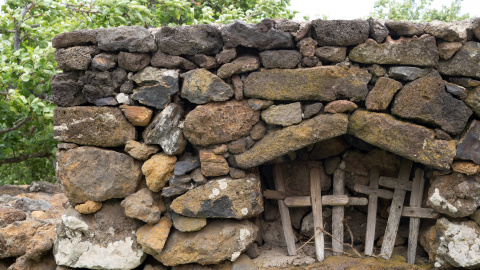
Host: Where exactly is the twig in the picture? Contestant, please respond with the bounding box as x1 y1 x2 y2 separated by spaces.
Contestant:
0 117 32 135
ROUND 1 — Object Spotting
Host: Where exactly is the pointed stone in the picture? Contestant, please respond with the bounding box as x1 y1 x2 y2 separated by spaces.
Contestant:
142 103 186 155
136 217 172 256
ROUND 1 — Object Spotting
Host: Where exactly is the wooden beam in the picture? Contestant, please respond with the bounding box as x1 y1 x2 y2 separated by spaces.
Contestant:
263 189 287 200
353 184 394 199
274 165 297 256
379 176 412 191
348 197 368 206
310 167 325 261
283 195 366 207
408 169 425 264
332 168 345 255
381 159 412 260
364 167 380 256
402 206 439 219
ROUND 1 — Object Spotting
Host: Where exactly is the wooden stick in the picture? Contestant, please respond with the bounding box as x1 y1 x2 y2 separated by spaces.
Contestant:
332 168 345 255
407 169 425 264
401 206 439 219
379 176 412 191
274 165 297 256
364 167 380 256
353 184 394 199
380 159 412 259
310 167 324 261
283 195 367 207
263 189 288 200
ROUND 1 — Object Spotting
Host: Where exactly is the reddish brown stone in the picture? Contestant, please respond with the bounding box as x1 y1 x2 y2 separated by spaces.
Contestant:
184 100 259 146
324 100 358 113
120 105 153 126
365 77 402 111
199 151 229 177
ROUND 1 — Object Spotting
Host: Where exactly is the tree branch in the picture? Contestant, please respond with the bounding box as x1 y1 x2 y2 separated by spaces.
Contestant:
0 152 51 165
0 117 32 135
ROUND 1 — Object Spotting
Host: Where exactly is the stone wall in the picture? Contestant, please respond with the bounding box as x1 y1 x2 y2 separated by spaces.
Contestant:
3 18 480 269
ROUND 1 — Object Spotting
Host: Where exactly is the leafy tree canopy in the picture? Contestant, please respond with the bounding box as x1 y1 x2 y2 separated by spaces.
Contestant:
0 0 296 185
370 0 470 22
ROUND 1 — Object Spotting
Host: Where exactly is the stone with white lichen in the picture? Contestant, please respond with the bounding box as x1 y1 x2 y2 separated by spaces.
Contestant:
420 217 480 269
53 201 145 269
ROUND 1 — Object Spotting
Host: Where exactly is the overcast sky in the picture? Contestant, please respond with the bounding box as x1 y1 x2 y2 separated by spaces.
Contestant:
0 0 477 20
291 0 479 20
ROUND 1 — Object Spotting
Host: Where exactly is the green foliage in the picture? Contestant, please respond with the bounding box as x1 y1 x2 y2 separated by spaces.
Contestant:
370 0 470 22
0 0 296 185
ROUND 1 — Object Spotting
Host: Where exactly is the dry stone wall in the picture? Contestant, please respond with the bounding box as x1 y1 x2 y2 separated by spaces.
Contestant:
4 17 480 269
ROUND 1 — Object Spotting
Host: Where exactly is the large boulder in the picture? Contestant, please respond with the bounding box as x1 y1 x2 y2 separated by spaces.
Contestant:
244 66 371 102
143 103 187 155
311 19 369 46
180 68 233 104
54 107 136 147
183 100 259 146
391 76 472 135
234 113 349 168
456 120 480 164
56 146 142 204
427 173 480 218
170 175 263 219
96 26 157 53
53 202 146 270
438 42 480 79
155 25 223 55
221 20 294 50
349 35 438 67
420 218 480 269
348 110 456 170
156 220 258 266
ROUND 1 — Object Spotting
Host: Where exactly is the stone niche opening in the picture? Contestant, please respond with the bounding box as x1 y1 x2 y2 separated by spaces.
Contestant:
257 135 423 266
43 18 480 270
